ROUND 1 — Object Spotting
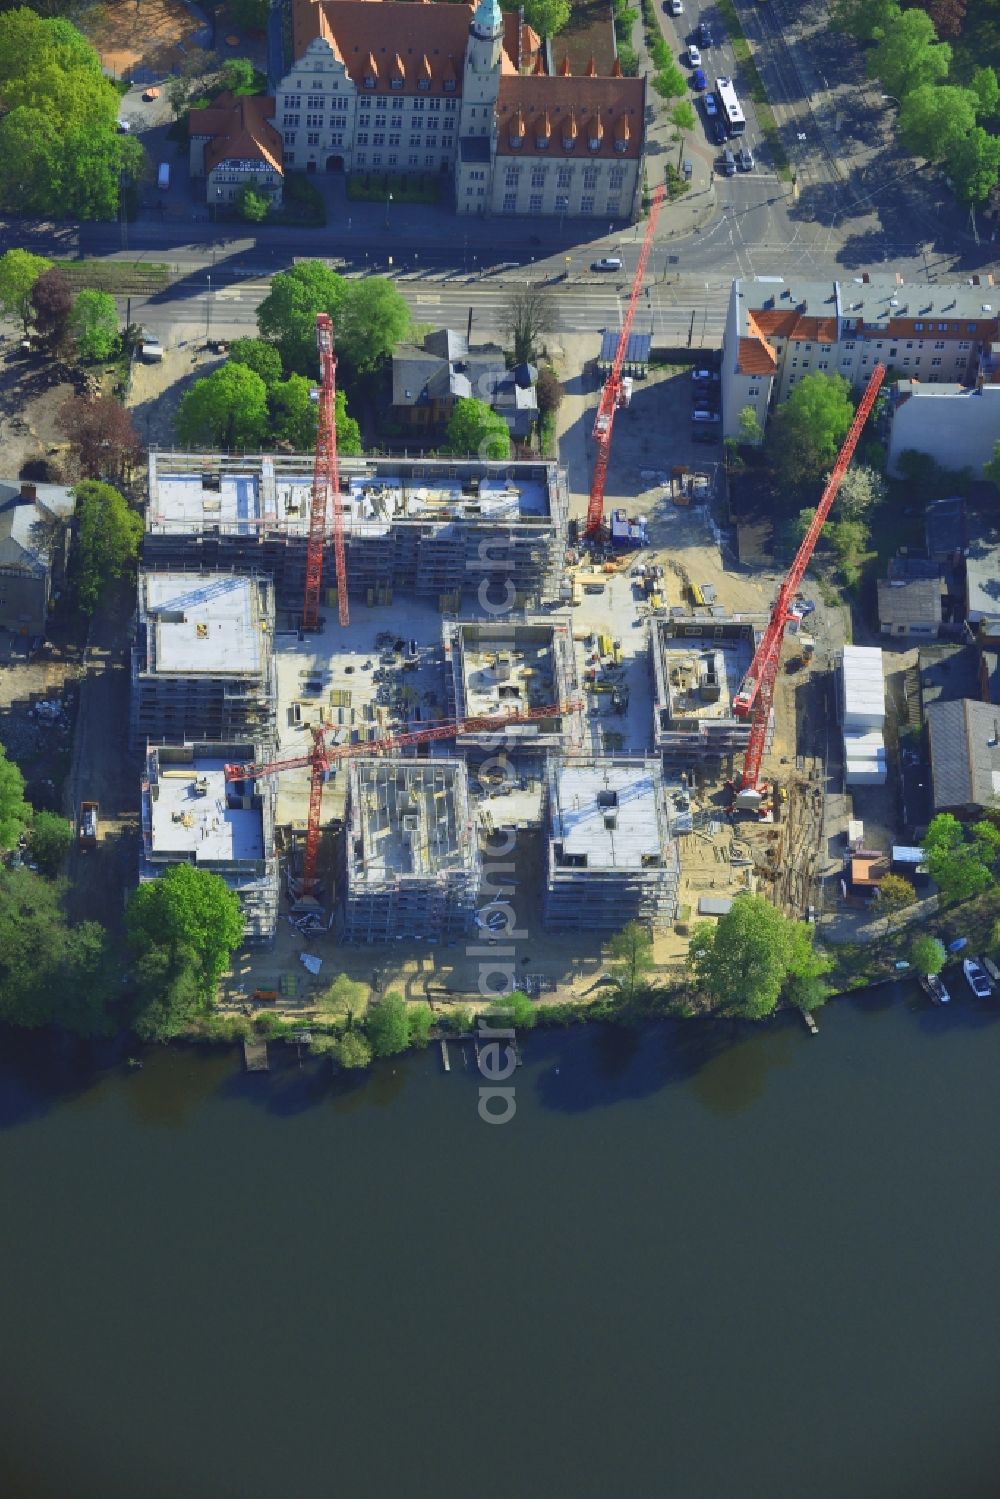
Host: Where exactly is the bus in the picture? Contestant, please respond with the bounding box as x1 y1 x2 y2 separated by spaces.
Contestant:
715 76 746 136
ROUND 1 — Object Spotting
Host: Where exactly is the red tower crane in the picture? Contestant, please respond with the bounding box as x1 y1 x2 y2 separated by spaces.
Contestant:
225 699 583 898
302 312 348 631
585 181 666 539
732 364 886 800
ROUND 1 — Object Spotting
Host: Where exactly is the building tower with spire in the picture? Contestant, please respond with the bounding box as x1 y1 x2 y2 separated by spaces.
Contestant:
460 0 503 139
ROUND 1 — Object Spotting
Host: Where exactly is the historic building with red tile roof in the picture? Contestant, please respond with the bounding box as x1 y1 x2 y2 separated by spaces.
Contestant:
274 0 645 218
188 93 285 208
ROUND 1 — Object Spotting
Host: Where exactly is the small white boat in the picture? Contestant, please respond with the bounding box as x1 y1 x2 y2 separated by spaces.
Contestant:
981 955 1000 986
919 973 951 1006
963 957 993 999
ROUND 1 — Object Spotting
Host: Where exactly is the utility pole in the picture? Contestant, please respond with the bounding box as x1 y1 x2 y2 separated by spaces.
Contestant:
205 272 212 343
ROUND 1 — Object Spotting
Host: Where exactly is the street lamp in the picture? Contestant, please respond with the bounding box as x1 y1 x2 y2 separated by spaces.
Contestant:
384 187 393 229
205 272 212 344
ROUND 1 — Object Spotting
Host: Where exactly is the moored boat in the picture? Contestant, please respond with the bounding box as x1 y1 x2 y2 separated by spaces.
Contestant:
918 973 951 1006
963 957 993 999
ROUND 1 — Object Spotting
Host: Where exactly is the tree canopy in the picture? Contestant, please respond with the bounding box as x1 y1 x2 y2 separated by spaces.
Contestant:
445 397 511 461
689 893 831 1020
986 439 1000 490
0 248 52 333
831 0 901 42
126 863 243 1038
923 813 998 902
0 868 118 1034
71 288 118 361
227 338 284 387
607 921 656 1013
176 362 269 449
486 990 537 1030
0 743 31 851
59 396 143 484
27 810 73 876
911 934 946 976
335 277 411 375
256 262 347 374
771 374 855 493
950 126 1000 203
898 83 978 158
331 1030 373 1069
869 9 952 98
502 287 554 365
73 480 143 614
0 11 143 219
521 0 570 37
30 265 73 349
365 991 410 1057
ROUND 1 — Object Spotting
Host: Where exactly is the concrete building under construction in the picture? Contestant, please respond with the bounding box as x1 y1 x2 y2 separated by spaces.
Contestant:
341 758 481 943
442 618 580 750
144 452 568 609
140 742 279 945
130 571 277 752
650 616 769 766
543 759 680 931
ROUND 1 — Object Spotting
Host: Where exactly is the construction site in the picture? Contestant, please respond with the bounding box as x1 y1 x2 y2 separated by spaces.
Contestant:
124 207 877 1010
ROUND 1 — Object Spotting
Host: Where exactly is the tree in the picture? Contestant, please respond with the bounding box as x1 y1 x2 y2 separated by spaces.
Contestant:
228 338 283 387
831 463 886 520
652 63 687 100
30 265 73 349
256 262 347 374
316 972 369 1027
220 57 258 94
535 365 564 419
407 1002 434 1048
58 396 142 483
771 373 854 493
671 98 697 165
0 868 117 1035
607 921 656 1008
868 10 951 99
331 1031 373 1069
876 872 917 937
0 743 31 851
445 397 511 460
986 439 1000 490
268 373 317 450
336 277 411 375
176 362 269 449
333 389 362 456
0 248 52 333
365 991 410 1056
71 288 118 361
970 66 999 118
73 479 143 613
522 0 570 35
502 287 554 365
27 810 73 875
126 863 244 1028
827 517 872 584
897 84 977 160
237 186 270 223
785 973 829 1012
230 0 269 28
738 405 763 446
690 893 827 1020
950 127 1000 204
486 989 536 1029
911 934 946 976
923 812 997 903
924 0 967 38
831 0 900 42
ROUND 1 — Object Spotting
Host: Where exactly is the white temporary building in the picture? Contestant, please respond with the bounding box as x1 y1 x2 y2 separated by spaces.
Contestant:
841 646 886 785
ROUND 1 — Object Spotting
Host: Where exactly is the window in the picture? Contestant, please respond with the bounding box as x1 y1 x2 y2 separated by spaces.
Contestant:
307 131 319 146
427 117 438 132
581 194 594 212
748 386 760 397
425 153 435 166
409 152 419 165
359 113 370 127
283 113 300 127
557 168 571 189
375 111 386 126
365 75 375 89
356 150 366 165
413 97 425 111
311 78 323 90
442 132 453 146
445 99 457 112
606 197 619 216
410 134 420 147
875 342 883 350
817 360 828 370
306 95 323 109
391 78 402 90
821 344 832 353
418 78 429 91
791 359 798 368
503 192 517 211
844 341 855 351
933 340 945 349
914 322 923 331
841 357 852 366
902 357 910 365
967 323 977 332
956 356 967 367
356 132 368 145
938 322 948 331
905 341 912 349
306 114 322 128
331 132 343 147
583 167 598 189
444 79 456 92
391 96 403 111
429 98 441 111
283 131 295 146
931 357 942 366
505 166 519 184
609 167 625 188
388 153 397 165
529 193 543 212
372 152 382 165
555 193 568 211
530 167 545 187
959 340 971 350
373 132 384 146
389 133 400 146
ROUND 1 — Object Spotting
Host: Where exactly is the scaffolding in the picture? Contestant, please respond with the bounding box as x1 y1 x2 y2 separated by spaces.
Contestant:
650 615 770 766
543 759 680 932
341 758 481 943
443 618 580 749
130 569 277 754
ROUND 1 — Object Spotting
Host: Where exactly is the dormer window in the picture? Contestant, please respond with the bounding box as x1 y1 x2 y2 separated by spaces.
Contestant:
510 133 523 149
365 75 375 89
536 134 549 149
418 78 430 91
614 139 626 153
588 136 600 152
391 78 402 90
444 79 456 92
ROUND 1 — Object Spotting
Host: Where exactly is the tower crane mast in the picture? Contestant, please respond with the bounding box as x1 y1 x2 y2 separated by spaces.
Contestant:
303 312 349 631
585 182 666 539
226 699 583 897
732 363 886 797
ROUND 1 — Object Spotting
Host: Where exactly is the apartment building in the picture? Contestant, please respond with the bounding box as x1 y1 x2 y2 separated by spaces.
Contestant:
722 275 999 440
275 0 644 218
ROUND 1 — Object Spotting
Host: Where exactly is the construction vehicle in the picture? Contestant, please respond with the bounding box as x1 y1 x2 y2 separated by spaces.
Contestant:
225 698 583 900
585 183 666 539
303 312 348 631
731 364 886 807
77 800 99 851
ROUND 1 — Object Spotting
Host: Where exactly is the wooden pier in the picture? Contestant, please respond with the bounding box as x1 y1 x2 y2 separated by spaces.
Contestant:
243 1037 270 1072
439 1039 451 1072
802 1011 819 1036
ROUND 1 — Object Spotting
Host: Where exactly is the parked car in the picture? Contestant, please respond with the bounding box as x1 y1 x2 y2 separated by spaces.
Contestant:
687 43 701 66
698 20 713 44
668 0 683 11
738 145 755 171
692 368 720 383
692 66 707 90
591 257 623 271
703 93 718 117
795 596 816 615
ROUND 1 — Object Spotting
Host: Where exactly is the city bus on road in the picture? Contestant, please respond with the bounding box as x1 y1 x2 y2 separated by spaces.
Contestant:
715 76 746 136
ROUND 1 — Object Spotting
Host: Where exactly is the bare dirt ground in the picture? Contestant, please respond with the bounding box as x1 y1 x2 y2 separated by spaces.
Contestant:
77 0 204 78
0 340 85 482
128 346 225 447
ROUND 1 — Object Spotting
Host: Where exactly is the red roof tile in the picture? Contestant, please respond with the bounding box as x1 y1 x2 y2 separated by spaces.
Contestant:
495 74 644 159
189 92 283 175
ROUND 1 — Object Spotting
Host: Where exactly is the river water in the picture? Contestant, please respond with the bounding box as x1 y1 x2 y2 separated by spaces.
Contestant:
1 984 998 1499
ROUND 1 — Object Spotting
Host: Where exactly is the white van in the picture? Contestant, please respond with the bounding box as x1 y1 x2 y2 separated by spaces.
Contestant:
157 162 170 191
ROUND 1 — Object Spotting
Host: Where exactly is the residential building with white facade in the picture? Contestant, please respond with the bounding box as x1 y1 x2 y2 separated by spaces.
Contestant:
886 382 1000 478
275 0 644 218
721 274 1000 441
188 92 284 208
